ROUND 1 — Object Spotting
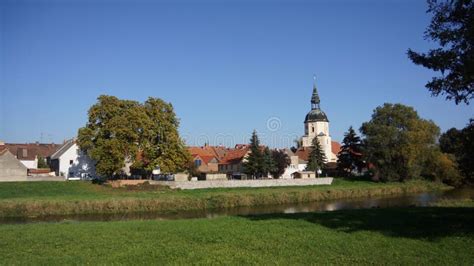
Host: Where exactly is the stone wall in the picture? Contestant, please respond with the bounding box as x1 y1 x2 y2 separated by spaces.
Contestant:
154 178 333 190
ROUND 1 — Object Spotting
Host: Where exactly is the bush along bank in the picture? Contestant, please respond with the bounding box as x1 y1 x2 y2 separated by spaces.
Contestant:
0 180 451 218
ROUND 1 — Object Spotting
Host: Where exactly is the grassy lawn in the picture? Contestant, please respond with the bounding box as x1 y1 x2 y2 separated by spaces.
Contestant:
0 206 472 265
0 179 450 217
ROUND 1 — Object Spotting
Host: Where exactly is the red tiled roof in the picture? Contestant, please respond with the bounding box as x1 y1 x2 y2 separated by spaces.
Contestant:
295 141 342 162
295 147 310 162
331 141 342 155
192 154 217 165
219 147 250 165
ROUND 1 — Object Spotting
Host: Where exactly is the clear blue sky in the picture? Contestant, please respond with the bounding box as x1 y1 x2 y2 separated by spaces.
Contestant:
1 0 472 148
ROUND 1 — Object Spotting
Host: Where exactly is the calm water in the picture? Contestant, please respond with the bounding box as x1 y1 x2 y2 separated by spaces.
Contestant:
1 188 473 224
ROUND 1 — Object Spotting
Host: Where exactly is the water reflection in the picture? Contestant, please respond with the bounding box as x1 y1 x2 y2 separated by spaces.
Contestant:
1 188 472 224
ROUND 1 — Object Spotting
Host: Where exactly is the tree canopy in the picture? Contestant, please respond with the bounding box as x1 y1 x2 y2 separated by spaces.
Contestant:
77 95 191 178
407 0 474 104
360 103 440 182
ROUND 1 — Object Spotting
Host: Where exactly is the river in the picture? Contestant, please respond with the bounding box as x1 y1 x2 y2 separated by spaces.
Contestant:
1 188 472 224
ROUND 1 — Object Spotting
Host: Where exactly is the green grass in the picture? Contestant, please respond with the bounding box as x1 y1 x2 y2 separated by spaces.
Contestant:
0 179 450 217
0 207 472 265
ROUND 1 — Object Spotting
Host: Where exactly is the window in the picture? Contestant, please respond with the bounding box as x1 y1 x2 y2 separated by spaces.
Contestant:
69 160 73 165
194 159 202 167
312 127 314 133
22 149 28 157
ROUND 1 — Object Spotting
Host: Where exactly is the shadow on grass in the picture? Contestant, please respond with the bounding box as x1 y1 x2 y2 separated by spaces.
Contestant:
241 207 474 240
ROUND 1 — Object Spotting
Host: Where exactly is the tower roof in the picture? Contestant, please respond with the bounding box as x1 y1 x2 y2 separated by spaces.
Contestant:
311 82 320 104
305 76 328 123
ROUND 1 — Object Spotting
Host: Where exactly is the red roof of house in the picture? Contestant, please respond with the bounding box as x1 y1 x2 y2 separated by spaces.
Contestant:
331 141 342 155
193 154 218 165
219 146 250 165
295 141 342 162
188 146 220 165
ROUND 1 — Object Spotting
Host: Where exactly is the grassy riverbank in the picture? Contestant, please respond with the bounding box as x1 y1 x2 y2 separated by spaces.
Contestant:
0 206 472 264
0 179 450 217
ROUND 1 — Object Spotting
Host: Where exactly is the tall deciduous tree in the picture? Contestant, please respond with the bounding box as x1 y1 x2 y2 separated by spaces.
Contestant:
305 137 327 174
407 0 474 104
270 150 290 179
77 95 191 178
337 126 364 176
360 103 440 182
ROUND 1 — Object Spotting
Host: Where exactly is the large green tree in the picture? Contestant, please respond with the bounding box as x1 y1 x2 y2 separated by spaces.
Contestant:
305 137 327 175
407 0 474 104
77 95 191 178
360 103 440 182
337 126 365 176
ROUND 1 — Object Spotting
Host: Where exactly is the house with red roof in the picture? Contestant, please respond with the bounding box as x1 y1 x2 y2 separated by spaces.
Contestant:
217 145 251 179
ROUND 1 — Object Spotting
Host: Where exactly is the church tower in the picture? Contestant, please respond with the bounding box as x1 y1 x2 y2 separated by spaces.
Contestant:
300 77 334 162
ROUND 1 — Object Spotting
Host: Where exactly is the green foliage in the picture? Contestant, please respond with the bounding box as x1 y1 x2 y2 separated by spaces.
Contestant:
37 156 49 169
360 103 440 182
242 130 276 179
77 95 191 178
306 137 327 173
337 126 364 176
243 130 263 178
439 120 474 184
422 149 463 187
270 150 291 179
407 0 474 104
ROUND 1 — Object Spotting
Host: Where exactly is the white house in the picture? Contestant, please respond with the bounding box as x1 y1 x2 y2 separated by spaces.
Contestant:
281 149 307 179
50 139 96 179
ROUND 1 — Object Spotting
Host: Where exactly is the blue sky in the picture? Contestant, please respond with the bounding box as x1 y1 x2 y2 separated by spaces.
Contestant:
1 0 472 148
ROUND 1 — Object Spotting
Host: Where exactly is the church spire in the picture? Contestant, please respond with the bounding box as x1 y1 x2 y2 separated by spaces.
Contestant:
311 75 321 110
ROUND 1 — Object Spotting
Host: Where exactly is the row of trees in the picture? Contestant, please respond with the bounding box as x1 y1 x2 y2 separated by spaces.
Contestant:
335 103 471 186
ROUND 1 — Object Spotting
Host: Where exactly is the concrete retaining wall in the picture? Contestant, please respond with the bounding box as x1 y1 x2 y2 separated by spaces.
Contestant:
155 178 333 190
